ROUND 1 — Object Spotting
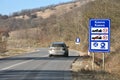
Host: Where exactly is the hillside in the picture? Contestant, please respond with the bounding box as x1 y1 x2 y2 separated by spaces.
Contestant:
0 0 93 50
14 1 82 19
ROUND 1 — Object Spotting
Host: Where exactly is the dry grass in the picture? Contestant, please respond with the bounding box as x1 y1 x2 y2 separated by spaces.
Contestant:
15 1 81 19
72 56 120 80
0 48 35 58
72 70 120 80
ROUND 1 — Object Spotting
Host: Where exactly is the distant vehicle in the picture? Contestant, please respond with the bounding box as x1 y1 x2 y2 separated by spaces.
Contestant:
48 42 69 57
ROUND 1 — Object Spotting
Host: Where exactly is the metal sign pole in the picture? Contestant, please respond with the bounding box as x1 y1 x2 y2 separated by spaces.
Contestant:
92 52 95 70
103 53 105 71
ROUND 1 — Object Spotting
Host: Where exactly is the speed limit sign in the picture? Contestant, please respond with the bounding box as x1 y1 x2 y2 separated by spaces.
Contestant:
89 19 110 53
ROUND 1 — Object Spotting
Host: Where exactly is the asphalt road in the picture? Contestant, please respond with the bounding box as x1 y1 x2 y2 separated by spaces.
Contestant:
0 48 79 80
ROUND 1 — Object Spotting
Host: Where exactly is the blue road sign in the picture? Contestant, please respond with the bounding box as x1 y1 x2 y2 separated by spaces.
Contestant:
75 37 80 44
89 19 110 53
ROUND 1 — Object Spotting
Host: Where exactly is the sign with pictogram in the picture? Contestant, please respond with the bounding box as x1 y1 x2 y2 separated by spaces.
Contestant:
89 19 110 52
75 37 80 44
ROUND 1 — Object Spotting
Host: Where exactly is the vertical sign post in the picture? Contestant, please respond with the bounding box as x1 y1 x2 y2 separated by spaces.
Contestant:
89 19 110 70
103 53 105 70
75 37 80 56
92 52 95 70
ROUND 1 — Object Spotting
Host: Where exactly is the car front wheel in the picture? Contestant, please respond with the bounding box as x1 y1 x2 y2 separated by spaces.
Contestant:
64 53 68 57
49 54 52 57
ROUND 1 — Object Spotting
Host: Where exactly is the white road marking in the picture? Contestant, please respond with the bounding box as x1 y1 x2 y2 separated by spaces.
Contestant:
0 54 48 71
0 60 33 71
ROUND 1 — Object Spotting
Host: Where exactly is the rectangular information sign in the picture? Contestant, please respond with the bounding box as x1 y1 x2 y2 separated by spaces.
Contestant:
89 19 110 53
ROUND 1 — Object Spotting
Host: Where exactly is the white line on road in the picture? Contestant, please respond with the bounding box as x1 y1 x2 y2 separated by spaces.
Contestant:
0 60 33 71
0 55 48 71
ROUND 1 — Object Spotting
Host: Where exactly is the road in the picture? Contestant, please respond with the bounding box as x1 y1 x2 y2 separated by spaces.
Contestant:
0 48 79 80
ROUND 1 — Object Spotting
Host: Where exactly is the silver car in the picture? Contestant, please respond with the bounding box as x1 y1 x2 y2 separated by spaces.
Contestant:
48 42 69 57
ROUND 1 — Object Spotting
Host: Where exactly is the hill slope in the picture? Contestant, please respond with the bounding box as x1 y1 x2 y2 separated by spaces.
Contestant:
5 0 94 50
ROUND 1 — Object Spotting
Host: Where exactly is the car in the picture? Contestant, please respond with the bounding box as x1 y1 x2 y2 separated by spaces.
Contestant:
48 42 69 57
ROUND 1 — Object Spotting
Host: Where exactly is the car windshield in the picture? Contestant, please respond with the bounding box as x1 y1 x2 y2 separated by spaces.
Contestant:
51 44 65 47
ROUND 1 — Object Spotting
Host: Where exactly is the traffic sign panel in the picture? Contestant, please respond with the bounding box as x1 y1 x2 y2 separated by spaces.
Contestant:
75 37 80 44
89 19 110 53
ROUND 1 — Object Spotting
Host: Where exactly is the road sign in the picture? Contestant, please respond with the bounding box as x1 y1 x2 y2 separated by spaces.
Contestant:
89 19 110 52
75 37 80 44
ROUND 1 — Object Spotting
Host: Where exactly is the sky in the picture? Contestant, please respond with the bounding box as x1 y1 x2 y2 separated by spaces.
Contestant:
0 0 72 15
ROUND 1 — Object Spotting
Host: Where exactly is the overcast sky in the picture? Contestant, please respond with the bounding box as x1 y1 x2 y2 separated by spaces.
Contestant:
0 0 72 15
